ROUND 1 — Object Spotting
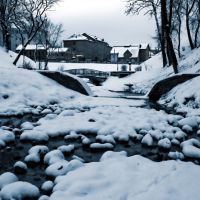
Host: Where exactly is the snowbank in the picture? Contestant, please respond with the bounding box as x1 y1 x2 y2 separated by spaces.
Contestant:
159 76 200 115
0 48 82 114
102 47 200 94
50 152 200 200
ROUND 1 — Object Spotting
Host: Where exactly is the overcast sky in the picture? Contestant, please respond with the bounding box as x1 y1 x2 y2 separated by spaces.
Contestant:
48 0 156 47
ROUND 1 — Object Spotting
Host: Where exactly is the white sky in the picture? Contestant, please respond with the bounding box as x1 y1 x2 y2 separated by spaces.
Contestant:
48 0 156 47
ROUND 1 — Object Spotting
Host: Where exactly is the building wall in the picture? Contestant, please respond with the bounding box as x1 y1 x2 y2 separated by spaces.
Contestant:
16 49 47 61
138 48 150 63
64 40 111 62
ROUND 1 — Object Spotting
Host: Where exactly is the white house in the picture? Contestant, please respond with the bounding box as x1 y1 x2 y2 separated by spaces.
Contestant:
111 44 150 64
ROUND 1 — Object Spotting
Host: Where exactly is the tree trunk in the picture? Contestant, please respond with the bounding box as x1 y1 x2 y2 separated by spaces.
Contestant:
177 19 181 57
161 0 178 74
13 20 45 66
186 14 195 49
152 3 167 67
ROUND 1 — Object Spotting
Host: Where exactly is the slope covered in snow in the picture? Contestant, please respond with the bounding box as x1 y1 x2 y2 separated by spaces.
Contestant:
101 47 200 94
0 47 80 114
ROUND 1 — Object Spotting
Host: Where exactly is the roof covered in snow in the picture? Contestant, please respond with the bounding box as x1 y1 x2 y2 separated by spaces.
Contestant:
16 44 45 51
111 46 139 58
111 44 149 58
64 33 108 44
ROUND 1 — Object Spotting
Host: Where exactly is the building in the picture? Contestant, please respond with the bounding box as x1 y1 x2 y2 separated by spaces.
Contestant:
63 33 112 62
110 44 150 64
16 44 47 61
48 48 73 62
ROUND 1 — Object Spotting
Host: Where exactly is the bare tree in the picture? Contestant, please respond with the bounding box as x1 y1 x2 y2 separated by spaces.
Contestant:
12 0 60 66
35 19 63 69
161 0 178 73
126 0 168 68
0 0 18 51
126 0 178 73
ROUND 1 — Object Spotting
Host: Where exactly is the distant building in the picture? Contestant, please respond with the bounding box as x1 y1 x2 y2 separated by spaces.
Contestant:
48 48 73 62
110 44 150 64
16 44 47 61
63 33 112 62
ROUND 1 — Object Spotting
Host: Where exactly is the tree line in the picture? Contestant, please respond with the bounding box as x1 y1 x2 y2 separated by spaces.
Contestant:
126 0 200 73
0 0 62 66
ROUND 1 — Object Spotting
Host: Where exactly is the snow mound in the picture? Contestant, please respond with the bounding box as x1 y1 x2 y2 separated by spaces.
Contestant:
0 181 40 199
0 48 80 114
50 152 200 200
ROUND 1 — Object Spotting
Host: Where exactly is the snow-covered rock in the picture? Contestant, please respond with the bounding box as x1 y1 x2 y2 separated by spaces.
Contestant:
0 172 18 190
45 160 83 178
41 181 54 193
44 150 65 165
141 134 153 147
181 139 200 158
57 145 75 155
0 181 40 199
0 129 15 143
90 143 114 150
14 161 28 174
158 138 171 149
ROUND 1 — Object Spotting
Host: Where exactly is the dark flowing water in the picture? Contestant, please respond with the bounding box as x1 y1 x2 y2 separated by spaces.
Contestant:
0 100 199 197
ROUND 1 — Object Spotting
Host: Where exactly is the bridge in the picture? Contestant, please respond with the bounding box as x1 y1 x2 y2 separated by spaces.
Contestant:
65 68 110 85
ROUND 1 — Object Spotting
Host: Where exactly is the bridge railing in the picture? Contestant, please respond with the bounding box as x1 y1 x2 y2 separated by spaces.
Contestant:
65 68 110 78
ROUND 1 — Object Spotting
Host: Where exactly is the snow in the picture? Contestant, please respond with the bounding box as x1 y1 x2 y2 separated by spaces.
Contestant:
0 172 18 190
57 145 75 154
48 62 138 72
1 41 200 200
16 44 45 51
25 145 49 163
41 181 54 193
14 161 28 172
44 150 65 165
45 160 83 178
20 106 182 143
141 134 153 147
158 138 171 149
50 152 200 200
0 181 40 199
90 143 114 150
0 129 15 143
21 121 34 130
181 139 200 159
0 47 82 115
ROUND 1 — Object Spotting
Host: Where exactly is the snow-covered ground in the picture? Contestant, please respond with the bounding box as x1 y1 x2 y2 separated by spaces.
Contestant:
101 47 200 94
48 62 138 72
1 46 200 199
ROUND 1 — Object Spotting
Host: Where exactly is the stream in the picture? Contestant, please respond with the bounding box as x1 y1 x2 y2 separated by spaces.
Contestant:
0 96 199 196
